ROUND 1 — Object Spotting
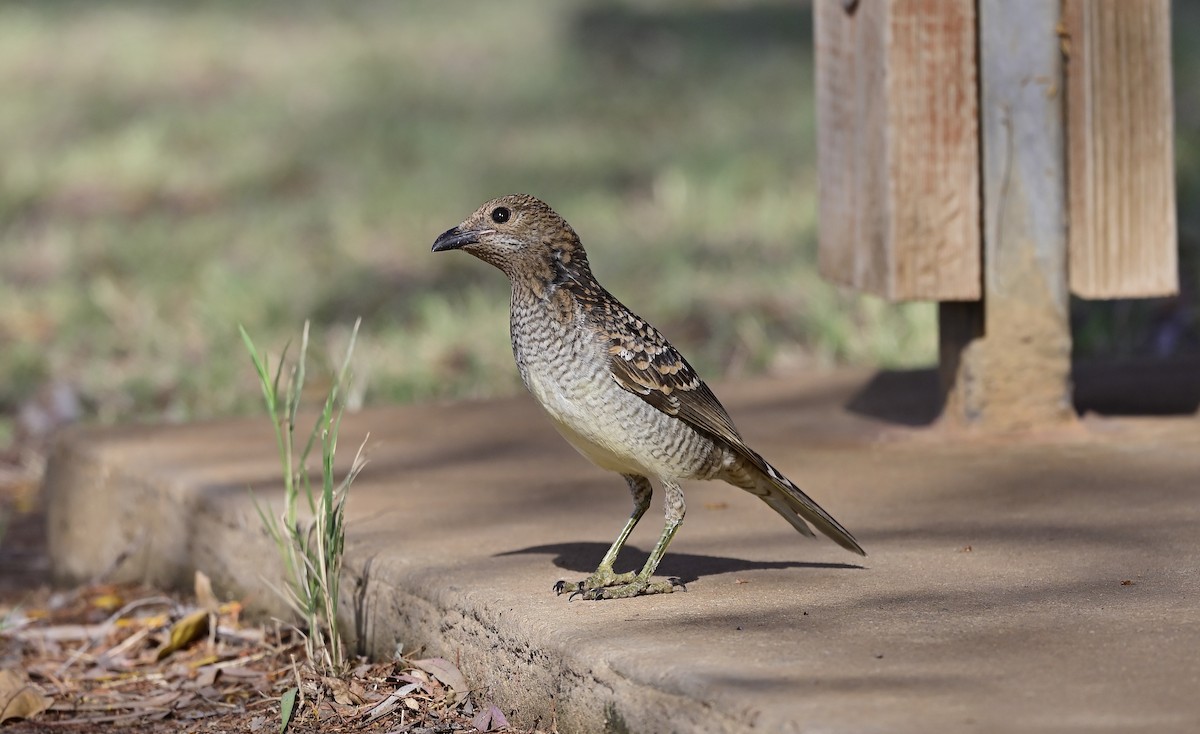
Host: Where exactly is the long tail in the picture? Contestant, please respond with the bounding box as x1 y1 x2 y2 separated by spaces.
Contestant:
726 451 866 556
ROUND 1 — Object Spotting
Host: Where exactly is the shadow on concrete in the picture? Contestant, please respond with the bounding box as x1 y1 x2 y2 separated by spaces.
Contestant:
497 542 863 585
845 356 1200 426
699 672 971 696
1073 356 1200 415
844 369 942 427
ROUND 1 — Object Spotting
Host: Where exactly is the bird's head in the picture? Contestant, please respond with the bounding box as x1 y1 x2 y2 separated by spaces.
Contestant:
432 194 591 292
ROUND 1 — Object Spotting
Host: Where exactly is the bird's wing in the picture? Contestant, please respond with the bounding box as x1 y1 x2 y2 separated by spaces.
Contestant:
594 292 866 556
607 345 746 445
597 302 745 448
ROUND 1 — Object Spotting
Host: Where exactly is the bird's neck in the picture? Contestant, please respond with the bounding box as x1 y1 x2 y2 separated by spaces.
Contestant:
508 237 599 302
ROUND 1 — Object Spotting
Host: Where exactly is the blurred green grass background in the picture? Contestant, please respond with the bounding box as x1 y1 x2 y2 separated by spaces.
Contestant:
0 0 1197 439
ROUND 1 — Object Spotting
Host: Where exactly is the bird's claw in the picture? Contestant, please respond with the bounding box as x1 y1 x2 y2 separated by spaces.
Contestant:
568 586 601 602
560 577 684 601
554 580 584 597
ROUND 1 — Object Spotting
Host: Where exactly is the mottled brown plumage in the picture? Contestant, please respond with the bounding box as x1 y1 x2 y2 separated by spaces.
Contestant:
433 194 864 600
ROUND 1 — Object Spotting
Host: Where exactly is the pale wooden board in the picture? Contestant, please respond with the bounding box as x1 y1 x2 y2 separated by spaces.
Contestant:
816 0 981 302
815 0 888 298
1064 0 1178 298
941 0 1074 429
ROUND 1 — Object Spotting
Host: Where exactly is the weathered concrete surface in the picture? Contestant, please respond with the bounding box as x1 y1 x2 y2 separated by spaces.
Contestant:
45 366 1200 732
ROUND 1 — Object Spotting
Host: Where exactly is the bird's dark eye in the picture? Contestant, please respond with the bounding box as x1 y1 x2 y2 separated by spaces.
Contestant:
491 207 511 224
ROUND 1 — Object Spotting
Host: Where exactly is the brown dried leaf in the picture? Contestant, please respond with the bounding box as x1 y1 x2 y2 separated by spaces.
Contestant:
472 703 510 732
364 682 420 722
0 670 53 723
395 673 429 693
155 610 210 661
412 658 468 704
193 665 220 689
323 676 366 706
194 571 221 612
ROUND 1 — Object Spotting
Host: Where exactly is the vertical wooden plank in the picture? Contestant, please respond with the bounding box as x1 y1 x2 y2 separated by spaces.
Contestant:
940 0 1074 429
816 0 980 302
888 0 980 300
1064 0 1177 298
815 0 889 297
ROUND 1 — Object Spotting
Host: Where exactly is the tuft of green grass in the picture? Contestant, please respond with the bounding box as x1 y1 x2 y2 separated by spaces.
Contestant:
240 320 364 675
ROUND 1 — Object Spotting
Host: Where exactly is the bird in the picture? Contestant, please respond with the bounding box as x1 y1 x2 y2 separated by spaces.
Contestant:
432 194 864 600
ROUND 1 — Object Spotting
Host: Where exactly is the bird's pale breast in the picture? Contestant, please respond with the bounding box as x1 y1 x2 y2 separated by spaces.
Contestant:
510 294 721 482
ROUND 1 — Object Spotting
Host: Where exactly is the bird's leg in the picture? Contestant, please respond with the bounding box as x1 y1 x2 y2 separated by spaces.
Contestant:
573 480 687 600
554 475 650 596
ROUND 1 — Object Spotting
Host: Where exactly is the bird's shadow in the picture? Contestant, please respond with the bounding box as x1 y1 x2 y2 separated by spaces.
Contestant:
496 542 864 585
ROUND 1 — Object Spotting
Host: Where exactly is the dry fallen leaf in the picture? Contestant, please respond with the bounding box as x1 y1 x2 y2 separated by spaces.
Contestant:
90 593 123 613
194 571 221 612
412 658 468 704
218 600 244 622
114 614 169 631
193 665 221 689
0 670 53 723
323 676 367 706
407 669 429 683
4 579 482 731
472 703 509 732
365 682 420 722
156 610 210 661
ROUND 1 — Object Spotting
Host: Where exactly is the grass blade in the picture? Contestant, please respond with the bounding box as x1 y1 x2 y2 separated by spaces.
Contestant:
279 686 298 733
241 321 364 677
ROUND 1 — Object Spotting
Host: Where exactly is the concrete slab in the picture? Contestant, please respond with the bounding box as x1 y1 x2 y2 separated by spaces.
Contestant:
44 367 1200 733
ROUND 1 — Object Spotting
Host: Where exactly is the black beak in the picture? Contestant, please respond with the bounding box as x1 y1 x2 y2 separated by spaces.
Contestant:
432 226 479 253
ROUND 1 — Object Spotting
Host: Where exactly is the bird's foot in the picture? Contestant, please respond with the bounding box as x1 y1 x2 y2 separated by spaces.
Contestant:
563 577 686 601
553 567 638 597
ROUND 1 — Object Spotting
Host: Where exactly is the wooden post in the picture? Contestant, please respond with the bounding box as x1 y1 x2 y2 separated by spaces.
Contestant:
939 0 1074 429
1064 0 1177 298
815 0 981 301
815 0 1177 430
